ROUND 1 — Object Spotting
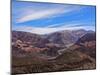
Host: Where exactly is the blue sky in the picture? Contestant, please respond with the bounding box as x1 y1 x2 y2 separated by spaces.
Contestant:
12 0 96 34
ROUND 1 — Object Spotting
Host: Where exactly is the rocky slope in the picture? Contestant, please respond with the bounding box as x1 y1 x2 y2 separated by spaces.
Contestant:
12 30 96 74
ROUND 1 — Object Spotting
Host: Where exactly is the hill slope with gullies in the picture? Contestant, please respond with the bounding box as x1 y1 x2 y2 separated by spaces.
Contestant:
75 32 96 58
12 30 96 74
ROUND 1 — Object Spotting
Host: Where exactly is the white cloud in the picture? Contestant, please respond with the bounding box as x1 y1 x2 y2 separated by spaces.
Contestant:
14 25 95 35
16 6 81 23
45 21 88 28
46 23 65 28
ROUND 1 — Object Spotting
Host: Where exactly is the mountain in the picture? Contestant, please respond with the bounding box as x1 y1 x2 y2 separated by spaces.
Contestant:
76 32 96 44
12 31 50 47
12 30 95 56
74 32 96 58
55 50 95 70
12 31 41 43
12 30 96 74
46 29 92 47
71 29 91 38
46 30 77 46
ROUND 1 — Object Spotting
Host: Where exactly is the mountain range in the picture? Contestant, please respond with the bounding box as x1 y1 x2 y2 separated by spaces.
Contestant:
12 29 96 74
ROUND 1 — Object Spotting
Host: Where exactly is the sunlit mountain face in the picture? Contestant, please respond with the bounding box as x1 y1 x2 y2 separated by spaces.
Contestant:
12 0 96 74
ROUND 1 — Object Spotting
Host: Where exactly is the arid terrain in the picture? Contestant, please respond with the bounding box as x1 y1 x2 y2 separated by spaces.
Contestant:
12 29 96 74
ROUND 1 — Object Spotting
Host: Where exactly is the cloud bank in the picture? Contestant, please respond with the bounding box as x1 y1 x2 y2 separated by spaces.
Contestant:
14 25 95 35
